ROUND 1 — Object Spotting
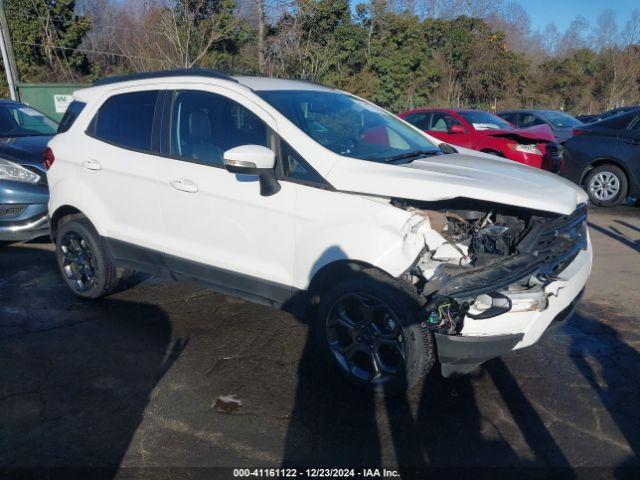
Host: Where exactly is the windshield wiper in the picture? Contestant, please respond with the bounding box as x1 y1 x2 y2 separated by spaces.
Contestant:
384 150 439 163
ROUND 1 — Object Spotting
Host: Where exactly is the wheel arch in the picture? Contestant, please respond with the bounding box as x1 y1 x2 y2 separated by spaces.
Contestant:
307 259 376 306
579 157 631 186
50 205 87 241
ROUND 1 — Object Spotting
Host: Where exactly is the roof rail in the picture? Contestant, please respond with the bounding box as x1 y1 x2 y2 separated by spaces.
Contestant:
93 68 238 86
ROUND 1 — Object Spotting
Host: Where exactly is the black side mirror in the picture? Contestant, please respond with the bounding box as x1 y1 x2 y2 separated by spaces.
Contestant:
439 143 458 154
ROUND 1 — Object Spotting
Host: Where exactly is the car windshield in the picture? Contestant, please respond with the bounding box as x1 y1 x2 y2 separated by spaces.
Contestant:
257 90 439 162
539 111 582 128
0 104 58 137
459 111 513 130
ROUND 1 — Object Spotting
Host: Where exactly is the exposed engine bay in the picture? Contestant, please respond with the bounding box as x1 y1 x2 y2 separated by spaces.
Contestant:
394 198 588 336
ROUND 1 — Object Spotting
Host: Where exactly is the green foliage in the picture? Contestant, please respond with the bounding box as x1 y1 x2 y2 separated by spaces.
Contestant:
366 11 438 111
0 0 636 113
537 49 598 111
6 0 91 81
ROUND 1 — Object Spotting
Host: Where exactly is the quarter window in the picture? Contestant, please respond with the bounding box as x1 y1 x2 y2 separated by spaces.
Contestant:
91 90 159 151
170 90 269 167
280 140 326 185
58 101 86 133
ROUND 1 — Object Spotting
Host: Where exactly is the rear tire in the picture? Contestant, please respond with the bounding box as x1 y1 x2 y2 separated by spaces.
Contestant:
314 268 435 396
585 165 628 207
55 216 120 299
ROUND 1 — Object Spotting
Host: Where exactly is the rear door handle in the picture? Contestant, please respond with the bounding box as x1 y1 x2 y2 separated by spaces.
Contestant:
82 160 101 171
170 178 198 193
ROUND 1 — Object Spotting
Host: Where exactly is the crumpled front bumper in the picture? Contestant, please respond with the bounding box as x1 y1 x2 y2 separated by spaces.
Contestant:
435 239 592 377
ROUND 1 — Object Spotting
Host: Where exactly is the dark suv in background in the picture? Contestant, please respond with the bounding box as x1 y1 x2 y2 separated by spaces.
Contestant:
576 105 640 124
560 110 640 206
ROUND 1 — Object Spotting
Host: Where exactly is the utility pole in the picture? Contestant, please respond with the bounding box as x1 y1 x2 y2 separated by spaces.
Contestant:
257 0 266 75
0 0 18 101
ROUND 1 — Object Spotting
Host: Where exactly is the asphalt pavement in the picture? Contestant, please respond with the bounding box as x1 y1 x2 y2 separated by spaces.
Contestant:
0 206 639 478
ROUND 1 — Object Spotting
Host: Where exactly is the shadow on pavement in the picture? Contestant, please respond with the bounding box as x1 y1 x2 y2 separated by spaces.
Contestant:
568 303 640 474
0 245 188 478
588 221 639 253
280 247 574 473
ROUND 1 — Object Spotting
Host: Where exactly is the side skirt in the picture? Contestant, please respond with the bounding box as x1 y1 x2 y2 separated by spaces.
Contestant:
104 237 301 308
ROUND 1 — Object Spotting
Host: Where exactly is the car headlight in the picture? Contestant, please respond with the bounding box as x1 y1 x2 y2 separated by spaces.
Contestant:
0 158 41 184
509 144 542 155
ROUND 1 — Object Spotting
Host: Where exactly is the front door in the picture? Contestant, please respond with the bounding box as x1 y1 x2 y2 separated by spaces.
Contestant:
158 88 296 305
426 112 471 148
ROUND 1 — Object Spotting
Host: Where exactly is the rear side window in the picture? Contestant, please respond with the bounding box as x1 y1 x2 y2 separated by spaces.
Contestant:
90 91 159 151
499 113 516 125
403 112 428 130
597 111 638 130
57 101 86 133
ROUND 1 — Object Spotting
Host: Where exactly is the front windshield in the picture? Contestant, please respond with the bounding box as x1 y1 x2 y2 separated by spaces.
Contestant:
257 90 439 162
459 111 514 131
0 104 58 137
539 111 582 128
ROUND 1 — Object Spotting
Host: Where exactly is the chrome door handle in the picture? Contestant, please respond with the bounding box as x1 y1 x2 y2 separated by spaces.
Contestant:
170 178 198 193
82 160 102 171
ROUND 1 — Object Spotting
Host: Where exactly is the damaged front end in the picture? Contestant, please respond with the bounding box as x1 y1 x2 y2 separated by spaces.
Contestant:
396 198 589 374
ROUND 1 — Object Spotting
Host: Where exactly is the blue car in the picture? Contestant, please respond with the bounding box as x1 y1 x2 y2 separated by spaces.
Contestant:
0 100 57 245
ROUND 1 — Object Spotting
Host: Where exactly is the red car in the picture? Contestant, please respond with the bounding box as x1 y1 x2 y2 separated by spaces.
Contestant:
399 108 561 171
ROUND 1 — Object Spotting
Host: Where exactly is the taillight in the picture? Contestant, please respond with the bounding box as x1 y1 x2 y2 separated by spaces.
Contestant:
572 128 587 137
44 147 55 170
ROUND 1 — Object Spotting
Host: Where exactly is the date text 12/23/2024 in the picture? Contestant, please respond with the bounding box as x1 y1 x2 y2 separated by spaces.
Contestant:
233 468 400 478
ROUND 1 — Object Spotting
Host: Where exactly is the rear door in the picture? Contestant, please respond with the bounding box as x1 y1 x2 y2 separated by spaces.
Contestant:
83 89 166 257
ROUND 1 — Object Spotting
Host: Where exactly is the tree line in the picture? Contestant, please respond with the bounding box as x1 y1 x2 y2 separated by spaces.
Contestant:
2 0 639 115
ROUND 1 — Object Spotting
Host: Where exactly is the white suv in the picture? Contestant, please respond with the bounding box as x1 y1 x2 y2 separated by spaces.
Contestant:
46 70 592 394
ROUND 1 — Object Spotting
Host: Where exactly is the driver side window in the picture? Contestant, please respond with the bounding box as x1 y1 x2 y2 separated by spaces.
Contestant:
429 113 462 132
170 90 269 167
520 114 545 128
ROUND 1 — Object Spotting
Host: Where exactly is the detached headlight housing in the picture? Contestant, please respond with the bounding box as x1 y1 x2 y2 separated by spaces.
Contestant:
508 143 542 155
0 158 41 184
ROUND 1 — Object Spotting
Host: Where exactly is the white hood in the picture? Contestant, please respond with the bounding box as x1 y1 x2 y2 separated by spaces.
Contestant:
326 152 587 216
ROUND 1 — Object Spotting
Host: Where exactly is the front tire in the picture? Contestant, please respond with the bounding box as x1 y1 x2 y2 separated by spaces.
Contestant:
314 268 435 396
585 165 628 207
55 216 120 299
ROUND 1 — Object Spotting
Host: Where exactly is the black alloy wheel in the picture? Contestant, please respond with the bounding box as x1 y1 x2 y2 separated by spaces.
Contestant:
326 292 407 385
59 231 97 291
